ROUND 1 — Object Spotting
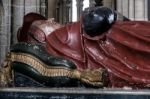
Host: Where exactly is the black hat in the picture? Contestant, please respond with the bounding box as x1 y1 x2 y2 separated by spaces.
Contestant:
82 7 117 37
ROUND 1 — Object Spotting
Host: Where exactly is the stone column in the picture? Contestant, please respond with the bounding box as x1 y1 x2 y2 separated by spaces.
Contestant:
76 0 84 20
103 0 115 9
116 0 148 21
12 0 47 44
57 0 63 24
66 0 72 23
55 0 60 22
55 0 72 24
135 0 145 20
40 0 47 17
117 0 129 18
0 0 11 65
145 0 148 20
25 0 38 14
62 0 67 24
136 0 148 20
128 0 134 20
12 0 25 44
89 0 95 7
48 0 56 18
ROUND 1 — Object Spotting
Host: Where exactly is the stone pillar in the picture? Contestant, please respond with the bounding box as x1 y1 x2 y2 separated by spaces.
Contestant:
145 0 148 20
63 0 67 24
54 0 72 24
0 0 4 64
117 0 129 18
76 0 84 20
103 0 115 9
116 0 148 21
40 0 47 17
59 0 64 24
11 0 47 44
128 0 134 20
55 0 60 22
89 0 95 7
12 0 25 44
48 0 56 18
135 0 147 20
66 0 72 23
25 0 38 14
0 0 11 65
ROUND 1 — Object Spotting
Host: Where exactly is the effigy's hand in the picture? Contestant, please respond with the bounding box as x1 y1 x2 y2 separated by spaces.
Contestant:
71 68 109 87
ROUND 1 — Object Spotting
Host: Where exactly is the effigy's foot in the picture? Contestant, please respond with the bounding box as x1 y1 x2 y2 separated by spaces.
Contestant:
0 43 108 88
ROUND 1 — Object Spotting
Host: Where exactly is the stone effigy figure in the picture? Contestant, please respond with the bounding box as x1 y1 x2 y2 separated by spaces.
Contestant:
1 7 150 88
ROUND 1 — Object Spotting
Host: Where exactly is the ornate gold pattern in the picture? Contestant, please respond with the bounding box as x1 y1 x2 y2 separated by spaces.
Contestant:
0 52 107 87
0 53 14 87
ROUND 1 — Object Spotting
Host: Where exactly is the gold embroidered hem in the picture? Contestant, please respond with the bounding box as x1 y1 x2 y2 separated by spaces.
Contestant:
0 52 108 87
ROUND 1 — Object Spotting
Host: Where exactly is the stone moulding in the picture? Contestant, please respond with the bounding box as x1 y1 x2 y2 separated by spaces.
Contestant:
0 88 150 99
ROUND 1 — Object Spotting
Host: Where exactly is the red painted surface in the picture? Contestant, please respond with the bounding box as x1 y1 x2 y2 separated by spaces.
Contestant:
18 13 150 88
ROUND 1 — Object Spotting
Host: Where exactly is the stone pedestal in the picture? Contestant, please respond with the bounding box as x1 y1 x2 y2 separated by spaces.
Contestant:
0 88 150 99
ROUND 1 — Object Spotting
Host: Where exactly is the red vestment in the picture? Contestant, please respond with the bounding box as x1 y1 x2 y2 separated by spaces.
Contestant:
18 20 150 88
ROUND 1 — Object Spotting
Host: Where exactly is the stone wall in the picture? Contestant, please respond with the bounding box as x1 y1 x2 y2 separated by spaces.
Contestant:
48 0 56 18
103 0 116 9
12 0 47 44
0 0 149 65
102 0 148 21
0 0 47 65
0 0 11 65
116 0 148 20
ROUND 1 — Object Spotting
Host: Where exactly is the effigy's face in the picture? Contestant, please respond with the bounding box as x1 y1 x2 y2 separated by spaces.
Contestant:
28 19 62 43
30 19 62 36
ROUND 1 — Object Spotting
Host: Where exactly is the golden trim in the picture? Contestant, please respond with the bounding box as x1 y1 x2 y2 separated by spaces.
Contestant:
0 53 14 87
3 52 106 87
9 52 78 78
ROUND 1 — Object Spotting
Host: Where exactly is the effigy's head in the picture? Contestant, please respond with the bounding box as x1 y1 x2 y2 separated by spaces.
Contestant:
82 7 117 37
17 13 47 42
28 18 62 43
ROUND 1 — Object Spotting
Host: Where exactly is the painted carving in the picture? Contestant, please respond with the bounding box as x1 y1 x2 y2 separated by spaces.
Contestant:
1 7 150 88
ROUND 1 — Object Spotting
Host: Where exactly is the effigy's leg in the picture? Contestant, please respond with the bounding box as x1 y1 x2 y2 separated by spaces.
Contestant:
0 43 109 88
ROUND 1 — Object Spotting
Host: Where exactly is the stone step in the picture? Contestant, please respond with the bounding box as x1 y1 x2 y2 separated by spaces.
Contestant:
0 88 150 99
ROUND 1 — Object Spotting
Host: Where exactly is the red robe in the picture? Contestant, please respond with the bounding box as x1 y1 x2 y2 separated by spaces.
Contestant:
19 20 150 88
